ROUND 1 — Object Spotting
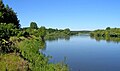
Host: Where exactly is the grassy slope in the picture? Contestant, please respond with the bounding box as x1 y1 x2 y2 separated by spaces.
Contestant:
0 36 68 71
0 53 29 71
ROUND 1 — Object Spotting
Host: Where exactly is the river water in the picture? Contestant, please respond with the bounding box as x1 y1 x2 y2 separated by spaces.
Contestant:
42 35 120 71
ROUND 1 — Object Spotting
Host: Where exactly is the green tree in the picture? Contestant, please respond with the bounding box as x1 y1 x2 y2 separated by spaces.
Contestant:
106 27 110 30
0 0 20 28
63 28 70 35
0 0 5 22
30 22 38 29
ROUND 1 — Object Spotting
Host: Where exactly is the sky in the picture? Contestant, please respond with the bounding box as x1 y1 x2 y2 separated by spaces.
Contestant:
3 0 120 30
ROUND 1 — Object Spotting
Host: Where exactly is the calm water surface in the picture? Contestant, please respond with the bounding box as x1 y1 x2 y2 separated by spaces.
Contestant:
42 35 120 71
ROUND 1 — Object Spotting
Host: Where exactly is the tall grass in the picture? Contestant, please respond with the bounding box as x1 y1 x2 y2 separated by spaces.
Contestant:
16 38 68 71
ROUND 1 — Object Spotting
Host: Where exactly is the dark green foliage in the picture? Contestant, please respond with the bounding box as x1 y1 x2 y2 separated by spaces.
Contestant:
0 0 20 28
106 27 111 30
30 22 38 29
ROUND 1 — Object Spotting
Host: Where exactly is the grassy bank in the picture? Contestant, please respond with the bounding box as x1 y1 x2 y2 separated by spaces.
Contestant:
0 36 69 71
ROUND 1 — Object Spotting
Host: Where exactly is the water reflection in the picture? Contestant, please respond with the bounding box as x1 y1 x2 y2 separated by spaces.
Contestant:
46 35 71 41
41 35 120 71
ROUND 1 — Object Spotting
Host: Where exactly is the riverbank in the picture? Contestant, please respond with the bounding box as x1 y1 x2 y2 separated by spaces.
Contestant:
0 36 68 71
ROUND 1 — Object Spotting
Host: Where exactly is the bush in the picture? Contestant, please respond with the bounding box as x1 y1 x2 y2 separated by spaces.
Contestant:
17 31 29 37
0 23 18 41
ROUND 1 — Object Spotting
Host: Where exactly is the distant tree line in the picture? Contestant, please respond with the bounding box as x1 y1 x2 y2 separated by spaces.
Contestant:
90 27 120 38
22 22 71 40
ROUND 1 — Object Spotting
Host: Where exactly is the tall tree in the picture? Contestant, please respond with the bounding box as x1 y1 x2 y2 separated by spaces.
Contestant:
63 28 70 35
106 27 110 30
30 22 38 29
0 0 20 28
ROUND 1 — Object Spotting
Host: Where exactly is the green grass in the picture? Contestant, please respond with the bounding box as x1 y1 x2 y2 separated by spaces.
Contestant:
16 38 69 71
0 53 29 71
0 36 68 71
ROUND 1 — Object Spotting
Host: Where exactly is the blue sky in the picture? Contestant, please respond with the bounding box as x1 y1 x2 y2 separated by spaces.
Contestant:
3 0 120 30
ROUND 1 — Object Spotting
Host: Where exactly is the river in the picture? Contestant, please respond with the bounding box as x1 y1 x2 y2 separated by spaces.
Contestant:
42 35 120 71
